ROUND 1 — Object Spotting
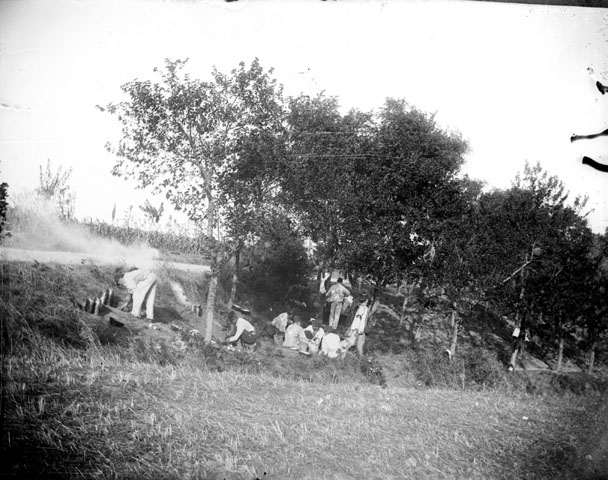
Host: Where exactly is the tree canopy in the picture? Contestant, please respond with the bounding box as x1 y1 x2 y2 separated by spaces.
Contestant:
102 58 602 366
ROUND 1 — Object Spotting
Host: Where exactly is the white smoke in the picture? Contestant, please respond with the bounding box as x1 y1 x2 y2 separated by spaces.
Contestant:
5 192 159 267
169 280 190 306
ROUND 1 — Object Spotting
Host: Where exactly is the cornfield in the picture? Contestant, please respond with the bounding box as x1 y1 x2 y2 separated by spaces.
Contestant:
81 220 211 257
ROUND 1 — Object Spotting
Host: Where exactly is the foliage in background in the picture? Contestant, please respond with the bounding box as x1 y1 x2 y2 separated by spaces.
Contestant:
240 212 311 307
36 159 75 220
280 96 469 299
0 180 8 239
80 219 211 257
101 58 285 343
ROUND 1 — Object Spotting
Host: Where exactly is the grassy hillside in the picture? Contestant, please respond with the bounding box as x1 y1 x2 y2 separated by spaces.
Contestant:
1 257 608 479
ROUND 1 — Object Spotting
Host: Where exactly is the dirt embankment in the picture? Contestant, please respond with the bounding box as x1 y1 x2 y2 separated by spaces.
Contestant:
0 247 210 274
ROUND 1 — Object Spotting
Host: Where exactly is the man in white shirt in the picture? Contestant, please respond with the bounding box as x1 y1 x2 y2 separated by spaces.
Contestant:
321 328 343 359
341 299 374 355
116 268 158 320
325 277 351 329
301 319 325 354
224 311 257 347
283 316 304 350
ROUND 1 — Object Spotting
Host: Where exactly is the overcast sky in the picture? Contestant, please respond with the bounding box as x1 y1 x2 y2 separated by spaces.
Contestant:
1 0 607 233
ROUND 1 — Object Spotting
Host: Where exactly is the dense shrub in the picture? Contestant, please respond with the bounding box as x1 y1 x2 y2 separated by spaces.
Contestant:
411 346 507 389
0 181 8 238
240 219 311 306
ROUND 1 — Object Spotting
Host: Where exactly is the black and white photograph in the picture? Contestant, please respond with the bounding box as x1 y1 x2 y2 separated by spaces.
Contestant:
1 0 607 478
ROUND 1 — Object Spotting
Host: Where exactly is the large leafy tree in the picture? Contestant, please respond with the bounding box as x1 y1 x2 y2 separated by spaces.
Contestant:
216 125 289 306
281 94 372 267
281 97 469 302
348 99 468 294
102 58 284 341
470 163 592 369
572 230 608 373
421 177 486 355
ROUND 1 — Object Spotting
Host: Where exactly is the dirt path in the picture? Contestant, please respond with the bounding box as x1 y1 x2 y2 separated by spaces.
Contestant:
0 247 210 273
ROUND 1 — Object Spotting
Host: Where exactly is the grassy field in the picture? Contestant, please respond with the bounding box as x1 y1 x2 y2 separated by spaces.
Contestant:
1 258 607 479
3 338 605 480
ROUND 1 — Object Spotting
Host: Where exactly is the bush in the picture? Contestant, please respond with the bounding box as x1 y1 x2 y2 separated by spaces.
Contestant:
240 217 311 306
411 346 507 389
0 181 8 238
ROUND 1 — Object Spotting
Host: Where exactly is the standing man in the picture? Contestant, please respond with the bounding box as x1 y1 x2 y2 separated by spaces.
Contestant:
115 267 158 321
325 277 350 329
341 298 379 355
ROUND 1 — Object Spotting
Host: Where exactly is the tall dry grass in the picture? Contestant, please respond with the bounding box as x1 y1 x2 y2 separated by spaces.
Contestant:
2 336 603 479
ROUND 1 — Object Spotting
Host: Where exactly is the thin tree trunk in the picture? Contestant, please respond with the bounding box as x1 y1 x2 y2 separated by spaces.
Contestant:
399 290 408 328
228 247 241 309
510 257 528 370
204 274 218 343
556 336 564 373
399 281 413 328
588 342 596 374
509 326 525 370
448 311 459 360
204 193 216 344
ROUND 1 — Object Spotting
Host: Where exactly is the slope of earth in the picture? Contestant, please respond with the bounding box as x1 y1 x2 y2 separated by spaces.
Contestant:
2 250 608 479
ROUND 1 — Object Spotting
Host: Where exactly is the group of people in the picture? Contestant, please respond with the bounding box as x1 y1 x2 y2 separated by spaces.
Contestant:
272 296 375 358
112 265 377 359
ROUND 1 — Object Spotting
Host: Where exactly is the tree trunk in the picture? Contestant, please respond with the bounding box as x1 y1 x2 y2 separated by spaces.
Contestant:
556 335 564 373
510 258 528 370
509 325 525 370
204 193 216 343
204 273 218 343
448 311 459 360
399 281 414 328
228 247 241 309
588 342 596 374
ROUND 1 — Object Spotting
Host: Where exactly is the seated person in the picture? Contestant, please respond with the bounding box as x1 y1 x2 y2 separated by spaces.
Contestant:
271 311 292 344
302 319 325 355
320 328 343 359
224 311 257 348
283 316 303 350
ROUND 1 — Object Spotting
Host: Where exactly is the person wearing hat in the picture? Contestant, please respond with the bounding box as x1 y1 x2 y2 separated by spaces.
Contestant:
115 267 158 321
224 310 257 348
325 277 351 329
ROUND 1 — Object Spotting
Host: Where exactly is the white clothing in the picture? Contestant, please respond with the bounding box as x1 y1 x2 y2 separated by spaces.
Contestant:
123 270 157 320
283 323 303 350
350 303 369 334
227 317 255 343
326 283 350 303
301 325 325 354
319 272 331 294
321 332 342 359
271 312 290 332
